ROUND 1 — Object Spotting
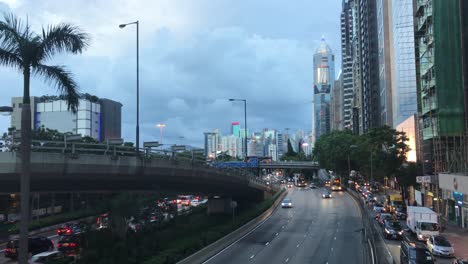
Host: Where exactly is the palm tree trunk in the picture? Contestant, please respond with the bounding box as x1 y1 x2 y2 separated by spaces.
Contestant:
19 68 31 264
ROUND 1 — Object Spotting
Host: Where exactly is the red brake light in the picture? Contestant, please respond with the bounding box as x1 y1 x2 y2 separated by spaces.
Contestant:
69 243 76 247
57 243 61 247
66 229 72 234
5 248 11 252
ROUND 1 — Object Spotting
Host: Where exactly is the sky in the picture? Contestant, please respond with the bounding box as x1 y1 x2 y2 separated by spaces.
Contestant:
0 0 341 147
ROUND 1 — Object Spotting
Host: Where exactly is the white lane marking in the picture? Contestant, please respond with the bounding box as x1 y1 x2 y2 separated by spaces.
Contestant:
296 244 300 248
282 225 285 229
285 257 290 263
250 254 255 259
334 236 336 240
275 232 279 236
331 247 334 251
202 198 283 264
304 234 307 237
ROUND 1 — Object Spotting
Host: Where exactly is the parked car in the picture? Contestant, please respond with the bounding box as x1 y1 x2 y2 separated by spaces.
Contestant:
400 238 434 264
4 236 54 259
383 220 403 240
426 235 455 257
281 198 293 208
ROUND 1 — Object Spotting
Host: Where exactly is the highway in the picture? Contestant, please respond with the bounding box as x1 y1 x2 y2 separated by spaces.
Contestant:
204 171 365 264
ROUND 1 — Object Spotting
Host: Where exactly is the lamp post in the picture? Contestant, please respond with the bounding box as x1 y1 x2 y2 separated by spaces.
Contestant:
119 20 140 155
156 123 166 144
228 99 247 159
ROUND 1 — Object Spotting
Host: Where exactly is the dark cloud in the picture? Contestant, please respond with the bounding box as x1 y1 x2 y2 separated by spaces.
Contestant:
0 0 341 147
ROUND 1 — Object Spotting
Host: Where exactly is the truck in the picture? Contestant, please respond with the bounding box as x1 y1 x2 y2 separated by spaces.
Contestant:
406 206 439 241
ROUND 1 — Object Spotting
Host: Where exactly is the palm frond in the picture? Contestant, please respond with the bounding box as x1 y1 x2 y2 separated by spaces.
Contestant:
39 23 89 62
0 48 23 69
33 64 81 112
0 13 24 54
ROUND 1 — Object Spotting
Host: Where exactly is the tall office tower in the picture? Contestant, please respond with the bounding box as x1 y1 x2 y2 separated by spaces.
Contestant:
204 130 220 159
221 135 242 158
359 0 380 132
313 37 335 142
231 122 240 137
376 0 394 127
341 0 355 130
331 73 344 131
276 133 284 159
391 0 419 161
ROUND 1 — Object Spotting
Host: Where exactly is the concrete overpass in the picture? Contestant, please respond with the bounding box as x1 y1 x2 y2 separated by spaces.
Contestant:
0 151 272 202
258 161 319 170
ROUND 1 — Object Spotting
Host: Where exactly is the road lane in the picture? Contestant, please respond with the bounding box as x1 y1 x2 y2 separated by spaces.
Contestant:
205 178 365 264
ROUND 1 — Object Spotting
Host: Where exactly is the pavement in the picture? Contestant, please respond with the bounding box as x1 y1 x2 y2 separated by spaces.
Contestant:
204 170 366 264
441 224 468 260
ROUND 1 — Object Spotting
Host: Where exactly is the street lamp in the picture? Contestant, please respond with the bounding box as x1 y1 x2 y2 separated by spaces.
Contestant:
228 99 247 159
119 20 140 155
156 123 166 144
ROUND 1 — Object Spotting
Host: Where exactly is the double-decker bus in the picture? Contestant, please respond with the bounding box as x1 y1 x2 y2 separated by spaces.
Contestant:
331 177 343 191
296 175 307 187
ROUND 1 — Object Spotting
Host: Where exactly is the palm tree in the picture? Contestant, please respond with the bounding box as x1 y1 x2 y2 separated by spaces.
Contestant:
0 13 88 263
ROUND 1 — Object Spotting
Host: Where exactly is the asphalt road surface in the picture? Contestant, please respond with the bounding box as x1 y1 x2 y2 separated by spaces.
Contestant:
204 172 365 264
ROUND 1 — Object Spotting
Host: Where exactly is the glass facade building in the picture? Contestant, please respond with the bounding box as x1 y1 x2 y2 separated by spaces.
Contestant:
391 0 418 127
313 38 335 142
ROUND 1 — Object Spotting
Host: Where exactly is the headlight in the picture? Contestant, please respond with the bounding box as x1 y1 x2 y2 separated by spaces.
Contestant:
385 228 390 233
418 234 423 239
398 231 403 235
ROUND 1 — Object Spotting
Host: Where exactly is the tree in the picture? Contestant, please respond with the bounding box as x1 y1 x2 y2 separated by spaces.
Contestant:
0 13 88 262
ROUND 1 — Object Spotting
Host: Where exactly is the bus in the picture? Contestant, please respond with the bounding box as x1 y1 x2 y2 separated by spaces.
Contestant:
296 175 307 187
331 178 343 191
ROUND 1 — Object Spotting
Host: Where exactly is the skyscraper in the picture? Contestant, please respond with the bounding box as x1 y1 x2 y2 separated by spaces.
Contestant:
331 73 344 131
341 0 355 130
204 130 220 159
313 37 335 142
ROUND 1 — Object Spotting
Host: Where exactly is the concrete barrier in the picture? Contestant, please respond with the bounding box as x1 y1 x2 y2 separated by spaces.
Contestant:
177 188 288 264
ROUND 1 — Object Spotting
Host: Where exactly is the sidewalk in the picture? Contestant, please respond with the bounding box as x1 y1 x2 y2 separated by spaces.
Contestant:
441 224 468 260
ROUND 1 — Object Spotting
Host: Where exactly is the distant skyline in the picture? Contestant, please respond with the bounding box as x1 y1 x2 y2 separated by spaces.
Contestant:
0 0 341 147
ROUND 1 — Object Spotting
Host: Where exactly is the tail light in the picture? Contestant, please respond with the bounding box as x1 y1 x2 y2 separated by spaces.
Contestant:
69 243 77 247
66 229 72 234
57 243 62 248
5 248 11 252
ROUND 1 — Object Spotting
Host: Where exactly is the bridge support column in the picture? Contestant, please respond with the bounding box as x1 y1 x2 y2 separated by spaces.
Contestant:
207 196 232 215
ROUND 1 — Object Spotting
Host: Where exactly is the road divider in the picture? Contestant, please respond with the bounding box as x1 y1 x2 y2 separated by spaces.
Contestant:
177 188 287 264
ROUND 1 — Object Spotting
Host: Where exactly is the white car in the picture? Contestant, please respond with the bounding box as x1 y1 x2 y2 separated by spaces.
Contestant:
426 235 455 257
322 192 332 198
30 251 68 264
281 198 293 208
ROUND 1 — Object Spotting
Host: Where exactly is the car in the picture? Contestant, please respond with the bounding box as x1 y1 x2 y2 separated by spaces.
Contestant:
400 238 434 264
373 203 385 213
310 183 317 189
30 251 74 264
281 198 293 208
57 222 89 236
383 220 404 240
394 206 407 220
453 258 468 264
280 179 286 184
377 213 394 226
322 192 332 198
426 235 455 257
57 234 81 256
4 236 54 259
287 182 293 188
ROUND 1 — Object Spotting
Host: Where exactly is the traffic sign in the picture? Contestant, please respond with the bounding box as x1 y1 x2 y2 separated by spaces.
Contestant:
143 141 161 148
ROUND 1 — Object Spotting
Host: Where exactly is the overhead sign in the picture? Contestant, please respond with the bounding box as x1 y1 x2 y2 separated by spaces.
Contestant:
416 176 432 183
171 145 186 152
107 138 124 145
143 141 161 148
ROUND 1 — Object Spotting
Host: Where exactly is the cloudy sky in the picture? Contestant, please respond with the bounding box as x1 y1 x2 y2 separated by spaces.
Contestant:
0 0 341 147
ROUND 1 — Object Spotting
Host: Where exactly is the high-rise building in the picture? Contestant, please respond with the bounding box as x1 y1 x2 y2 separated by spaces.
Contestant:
359 0 380 132
10 95 122 141
376 0 394 127
204 130 220 159
331 73 344 130
231 122 240 137
276 133 284 159
313 37 335 142
390 0 418 126
221 135 242 158
341 0 355 130
415 0 468 226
